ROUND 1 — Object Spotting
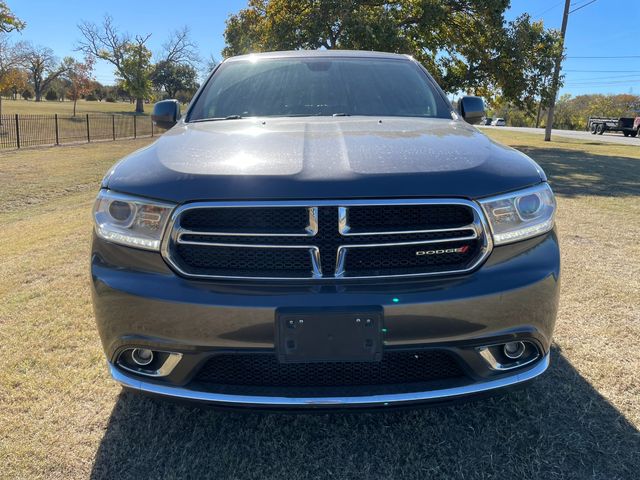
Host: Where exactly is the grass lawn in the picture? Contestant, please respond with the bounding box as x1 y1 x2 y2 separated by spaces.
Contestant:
0 131 638 479
0 98 151 116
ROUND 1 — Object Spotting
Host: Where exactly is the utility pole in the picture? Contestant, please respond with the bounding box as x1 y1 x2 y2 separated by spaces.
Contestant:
544 0 571 141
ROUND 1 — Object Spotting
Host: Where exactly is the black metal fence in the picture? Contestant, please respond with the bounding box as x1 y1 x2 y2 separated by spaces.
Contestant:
0 113 165 149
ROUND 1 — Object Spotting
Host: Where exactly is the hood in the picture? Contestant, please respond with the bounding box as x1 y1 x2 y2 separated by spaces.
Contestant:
104 117 545 203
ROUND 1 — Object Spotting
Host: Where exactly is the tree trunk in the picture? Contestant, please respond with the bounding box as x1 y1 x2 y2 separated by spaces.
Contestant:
73 98 77 117
135 97 144 113
35 92 42 102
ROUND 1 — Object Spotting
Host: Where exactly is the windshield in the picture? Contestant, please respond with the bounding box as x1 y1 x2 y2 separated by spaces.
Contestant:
188 57 452 121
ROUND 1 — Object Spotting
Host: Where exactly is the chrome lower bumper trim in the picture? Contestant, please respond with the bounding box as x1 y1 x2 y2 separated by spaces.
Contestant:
109 353 549 408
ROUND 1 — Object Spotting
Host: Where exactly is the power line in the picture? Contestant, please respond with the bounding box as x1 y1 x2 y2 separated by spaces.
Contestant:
565 70 640 73
567 55 640 59
534 1 564 17
569 0 597 14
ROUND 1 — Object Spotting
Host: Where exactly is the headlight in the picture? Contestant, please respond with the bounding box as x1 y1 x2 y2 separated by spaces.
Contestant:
478 183 556 246
93 190 174 250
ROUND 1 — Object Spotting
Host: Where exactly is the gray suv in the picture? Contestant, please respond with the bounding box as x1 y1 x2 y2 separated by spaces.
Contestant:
91 50 559 409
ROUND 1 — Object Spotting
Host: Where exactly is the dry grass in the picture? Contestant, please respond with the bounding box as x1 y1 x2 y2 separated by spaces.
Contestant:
0 130 639 479
0 98 148 116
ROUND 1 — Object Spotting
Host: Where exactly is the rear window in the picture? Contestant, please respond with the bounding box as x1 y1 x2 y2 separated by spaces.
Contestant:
188 57 451 121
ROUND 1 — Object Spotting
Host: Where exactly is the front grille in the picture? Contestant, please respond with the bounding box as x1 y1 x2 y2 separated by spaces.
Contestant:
175 244 314 278
193 350 465 388
163 200 491 279
181 206 312 235
345 204 474 233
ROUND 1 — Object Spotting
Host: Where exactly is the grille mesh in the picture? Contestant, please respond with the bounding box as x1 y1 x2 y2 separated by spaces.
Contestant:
343 241 479 277
176 244 312 278
347 204 474 233
168 202 484 279
193 350 465 387
180 206 309 234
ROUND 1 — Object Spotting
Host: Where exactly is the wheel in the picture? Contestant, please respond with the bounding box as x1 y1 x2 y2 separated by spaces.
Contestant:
590 123 597 134
630 130 638 138
623 131 629 137
597 124 605 135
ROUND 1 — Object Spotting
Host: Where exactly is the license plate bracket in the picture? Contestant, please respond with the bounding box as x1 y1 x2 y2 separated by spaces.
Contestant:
276 307 383 363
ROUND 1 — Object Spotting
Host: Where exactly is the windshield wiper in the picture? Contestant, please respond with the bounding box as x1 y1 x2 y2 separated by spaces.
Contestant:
190 115 244 123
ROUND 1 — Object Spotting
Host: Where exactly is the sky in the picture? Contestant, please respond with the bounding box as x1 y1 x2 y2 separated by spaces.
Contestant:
7 0 640 97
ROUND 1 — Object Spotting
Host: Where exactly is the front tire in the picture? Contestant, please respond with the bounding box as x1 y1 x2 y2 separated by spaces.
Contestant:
597 124 605 135
590 123 598 134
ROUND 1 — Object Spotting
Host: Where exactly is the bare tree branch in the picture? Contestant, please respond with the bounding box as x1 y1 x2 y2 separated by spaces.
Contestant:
16 41 68 101
162 26 200 67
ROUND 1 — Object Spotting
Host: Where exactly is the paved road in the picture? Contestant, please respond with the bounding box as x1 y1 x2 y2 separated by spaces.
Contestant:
479 125 640 146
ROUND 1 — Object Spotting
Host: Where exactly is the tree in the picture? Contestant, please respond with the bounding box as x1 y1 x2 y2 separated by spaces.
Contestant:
1 67 27 99
18 42 68 102
152 60 198 99
162 26 200 67
0 33 21 115
77 16 153 113
0 1 24 33
63 56 95 115
222 0 562 107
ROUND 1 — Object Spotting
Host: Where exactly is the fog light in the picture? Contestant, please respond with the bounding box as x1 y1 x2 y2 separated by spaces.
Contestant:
503 341 525 359
131 348 154 366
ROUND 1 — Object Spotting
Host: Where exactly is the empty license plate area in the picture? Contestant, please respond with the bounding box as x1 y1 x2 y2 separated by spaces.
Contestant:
276 308 383 363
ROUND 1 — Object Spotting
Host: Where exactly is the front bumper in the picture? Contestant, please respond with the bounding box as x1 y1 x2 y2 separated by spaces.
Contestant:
110 353 549 409
91 230 560 408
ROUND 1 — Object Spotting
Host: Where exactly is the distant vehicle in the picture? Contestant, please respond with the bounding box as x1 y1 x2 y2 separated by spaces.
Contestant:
483 117 493 125
492 118 506 126
588 117 637 137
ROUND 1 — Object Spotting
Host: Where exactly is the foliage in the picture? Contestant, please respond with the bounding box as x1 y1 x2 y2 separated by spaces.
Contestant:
78 17 200 113
77 16 154 112
489 93 640 130
0 1 24 33
90 81 107 101
554 93 640 130
222 0 562 110
45 89 57 101
63 56 95 115
17 42 68 101
152 60 198 99
21 87 31 100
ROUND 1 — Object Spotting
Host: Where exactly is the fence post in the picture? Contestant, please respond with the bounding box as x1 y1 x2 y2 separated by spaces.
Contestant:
133 115 137 139
151 116 154 137
54 114 59 145
86 114 90 143
112 115 116 141
15 114 20 149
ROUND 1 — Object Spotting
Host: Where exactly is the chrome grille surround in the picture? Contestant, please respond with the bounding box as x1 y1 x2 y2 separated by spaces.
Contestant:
161 199 493 280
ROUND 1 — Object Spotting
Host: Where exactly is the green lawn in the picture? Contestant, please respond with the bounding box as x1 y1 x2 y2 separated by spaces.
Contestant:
0 131 638 479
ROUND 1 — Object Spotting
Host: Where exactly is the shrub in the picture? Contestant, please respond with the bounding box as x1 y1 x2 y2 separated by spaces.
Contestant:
21 89 33 100
105 96 116 103
85 93 98 101
45 90 58 101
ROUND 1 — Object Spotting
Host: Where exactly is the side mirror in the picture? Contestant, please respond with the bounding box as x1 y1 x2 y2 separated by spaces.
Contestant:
152 99 181 129
458 96 485 125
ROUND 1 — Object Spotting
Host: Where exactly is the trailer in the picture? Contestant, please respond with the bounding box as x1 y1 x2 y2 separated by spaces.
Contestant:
587 117 637 137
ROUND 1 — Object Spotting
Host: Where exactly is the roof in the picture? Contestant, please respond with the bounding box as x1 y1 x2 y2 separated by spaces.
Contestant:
225 50 413 62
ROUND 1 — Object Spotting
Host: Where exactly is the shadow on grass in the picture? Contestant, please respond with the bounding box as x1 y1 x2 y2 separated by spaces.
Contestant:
90 348 639 479
517 146 640 198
